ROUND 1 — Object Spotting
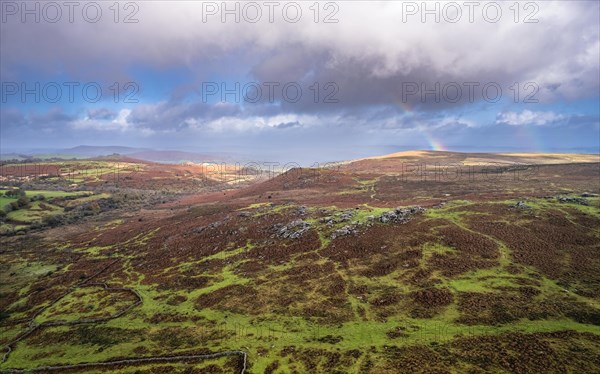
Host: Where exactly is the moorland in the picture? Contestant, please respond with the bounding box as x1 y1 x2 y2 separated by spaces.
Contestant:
1 151 599 373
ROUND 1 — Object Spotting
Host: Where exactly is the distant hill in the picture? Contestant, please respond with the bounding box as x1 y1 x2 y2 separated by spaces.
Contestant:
0 153 31 161
359 150 599 164
63 145 148 156
127 150 214 163
0 145 236 164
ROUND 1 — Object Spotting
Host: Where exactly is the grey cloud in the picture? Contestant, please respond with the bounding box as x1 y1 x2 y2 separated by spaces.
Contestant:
127 101 241 130
29 107 77 125
0 108 27 129
2 2 598 112
274 121 302 129
87 108 117 120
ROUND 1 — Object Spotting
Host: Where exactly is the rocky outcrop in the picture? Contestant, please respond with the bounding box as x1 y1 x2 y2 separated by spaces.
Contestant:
273 220 311 239
379 206 425 223
330 225 358 239
320 210 356 227
557 196 589 205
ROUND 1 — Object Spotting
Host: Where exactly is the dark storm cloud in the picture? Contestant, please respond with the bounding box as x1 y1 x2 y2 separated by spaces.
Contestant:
2 2 598 111
0 1 598 157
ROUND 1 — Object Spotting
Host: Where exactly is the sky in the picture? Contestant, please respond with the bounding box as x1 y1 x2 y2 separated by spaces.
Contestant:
1 1 599 162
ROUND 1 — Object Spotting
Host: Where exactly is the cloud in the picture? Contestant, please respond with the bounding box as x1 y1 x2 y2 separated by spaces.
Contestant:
274 121 301 129
0 108 27 129
1 1 598 158
126 101 241 131
1 1 598 111
29 107 77 124
87 108 117 120
496 110 567 126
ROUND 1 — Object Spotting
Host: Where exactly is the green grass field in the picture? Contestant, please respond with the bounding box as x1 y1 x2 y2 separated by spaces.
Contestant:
0 190 93 199
6 201 63 223
1 190 108 229
0 196 16 208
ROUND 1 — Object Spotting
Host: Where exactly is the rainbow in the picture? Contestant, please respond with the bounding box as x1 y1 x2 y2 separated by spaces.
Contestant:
413 118 448 152
420 126 448 152
397 101 414 114
395 99 448 152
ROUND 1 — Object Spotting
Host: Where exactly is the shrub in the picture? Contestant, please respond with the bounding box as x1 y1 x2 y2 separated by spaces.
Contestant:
6 188 25 198
0 311 10 322
42 214 65 227
17 195 30 208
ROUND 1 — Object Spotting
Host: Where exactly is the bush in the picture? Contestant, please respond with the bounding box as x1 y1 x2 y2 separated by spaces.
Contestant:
3 204 12 213
6 188 25 198
42 214 66 227
0 311 10 322
17 196 30 208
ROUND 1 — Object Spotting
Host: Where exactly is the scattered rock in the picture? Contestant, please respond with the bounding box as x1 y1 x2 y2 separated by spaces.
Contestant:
273 220 311 239
320 210 356 227
338 211 355 221
379 206 425 224
581 192 599 198
238 211 251 217
511 201 529 209
193 220 223 234
330 225 358 239
558 196 589 205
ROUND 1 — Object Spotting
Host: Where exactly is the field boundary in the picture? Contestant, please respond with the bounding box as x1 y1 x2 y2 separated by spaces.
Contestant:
1 350 247 374
1 259 248 373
